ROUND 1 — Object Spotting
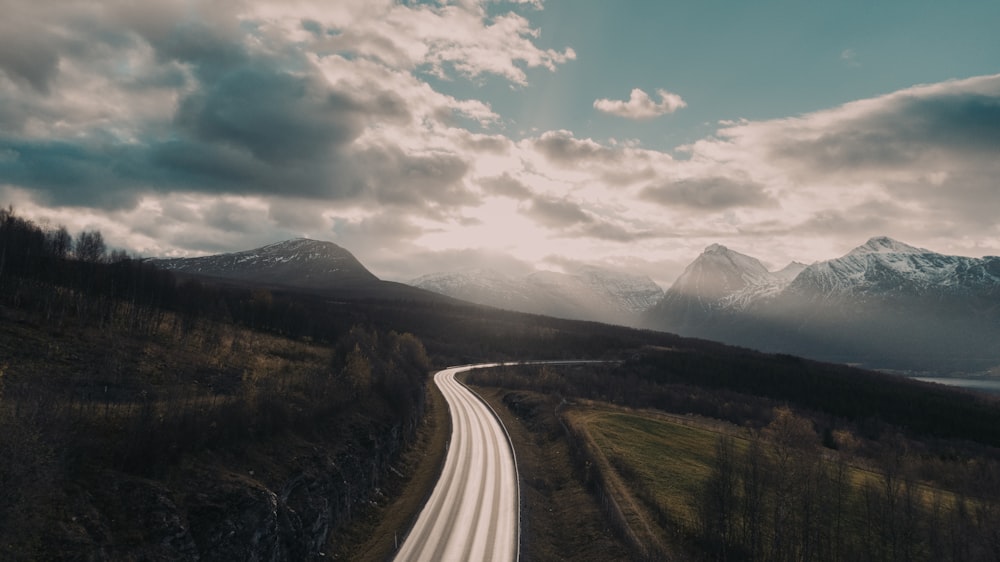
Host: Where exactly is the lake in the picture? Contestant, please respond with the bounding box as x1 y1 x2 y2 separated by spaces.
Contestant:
913 377 1000 394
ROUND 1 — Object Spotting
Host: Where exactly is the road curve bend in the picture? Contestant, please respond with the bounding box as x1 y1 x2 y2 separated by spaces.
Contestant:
394 363 517 562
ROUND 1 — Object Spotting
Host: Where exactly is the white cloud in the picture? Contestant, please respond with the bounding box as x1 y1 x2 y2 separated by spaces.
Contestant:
593 87 686 119
254 0 574 86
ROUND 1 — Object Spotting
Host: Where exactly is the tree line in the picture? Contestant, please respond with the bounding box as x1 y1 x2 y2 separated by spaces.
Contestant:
697 410 1000 561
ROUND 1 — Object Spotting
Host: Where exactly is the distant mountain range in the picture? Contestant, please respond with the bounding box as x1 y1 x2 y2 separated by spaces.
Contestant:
644 237 1000 374
151 236 1000 374
410 266 663 326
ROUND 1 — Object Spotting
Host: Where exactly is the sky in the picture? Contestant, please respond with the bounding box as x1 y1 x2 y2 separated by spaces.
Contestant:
2 0 999 287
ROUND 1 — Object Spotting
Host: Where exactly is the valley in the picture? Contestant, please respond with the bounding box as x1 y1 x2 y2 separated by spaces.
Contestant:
4 207 1000 560
6 4 999 560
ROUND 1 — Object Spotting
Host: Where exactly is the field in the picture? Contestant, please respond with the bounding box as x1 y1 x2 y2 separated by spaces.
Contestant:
466 359 1000 562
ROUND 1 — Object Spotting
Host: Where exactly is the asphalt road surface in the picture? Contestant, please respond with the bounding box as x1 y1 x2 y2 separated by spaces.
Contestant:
394 363 519 562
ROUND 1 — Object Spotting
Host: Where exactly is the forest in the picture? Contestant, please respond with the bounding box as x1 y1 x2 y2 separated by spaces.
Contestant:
0 207 433 558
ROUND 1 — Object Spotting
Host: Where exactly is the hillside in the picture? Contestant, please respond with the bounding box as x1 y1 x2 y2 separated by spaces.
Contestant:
151 238 451 303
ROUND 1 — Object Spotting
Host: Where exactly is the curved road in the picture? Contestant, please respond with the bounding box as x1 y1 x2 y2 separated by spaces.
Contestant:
394 363 517 562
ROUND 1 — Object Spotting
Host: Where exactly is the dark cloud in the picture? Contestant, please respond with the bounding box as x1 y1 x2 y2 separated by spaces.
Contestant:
0 26 60 93
175 66 366 164
641 177 776 210
525 196 592 227
533 130 621 165
0 138 147 209
481 173 532 198
772 91 1000 173
301 18 323 37
353 146 473 211
0 6 477 214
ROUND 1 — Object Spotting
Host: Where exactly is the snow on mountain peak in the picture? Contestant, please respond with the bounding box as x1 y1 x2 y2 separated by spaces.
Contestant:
151 238 378 288
848 236 928 256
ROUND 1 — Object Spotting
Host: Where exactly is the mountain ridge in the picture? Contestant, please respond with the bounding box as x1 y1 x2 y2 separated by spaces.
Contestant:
644 236 1000 373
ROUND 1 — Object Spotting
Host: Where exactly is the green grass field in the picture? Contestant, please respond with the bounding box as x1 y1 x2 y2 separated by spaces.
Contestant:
574 409 732 530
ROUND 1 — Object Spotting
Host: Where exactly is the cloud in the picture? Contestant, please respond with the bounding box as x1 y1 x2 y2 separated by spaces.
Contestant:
260 1 575 86
481 173 533 198
525 195 592 228
593 88 686 119
694 74 1000 227
0 25 60 93
0 0 533 216
533 130 622 164
174 66 376 165
521 194 656 242
641 177 777 210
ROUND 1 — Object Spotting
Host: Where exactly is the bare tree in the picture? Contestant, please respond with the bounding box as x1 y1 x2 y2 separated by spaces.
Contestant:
46 226 72 258
75 230 106 263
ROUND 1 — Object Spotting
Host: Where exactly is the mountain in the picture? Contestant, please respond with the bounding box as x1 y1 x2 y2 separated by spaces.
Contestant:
151 239 446 302
645 244 802 336
410 268 536 311
411 266 663 326
645 237 1000 374
153 238 378 289
787 236 1000 299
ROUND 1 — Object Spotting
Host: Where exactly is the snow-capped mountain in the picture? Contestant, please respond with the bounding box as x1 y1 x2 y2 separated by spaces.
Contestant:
787 236 1000 299
644 245 803 336
411 266 663 326
645 237 1000 374
152 238 379 289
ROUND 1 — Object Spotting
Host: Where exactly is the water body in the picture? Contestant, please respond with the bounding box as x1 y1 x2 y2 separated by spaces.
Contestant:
913 377 1000 394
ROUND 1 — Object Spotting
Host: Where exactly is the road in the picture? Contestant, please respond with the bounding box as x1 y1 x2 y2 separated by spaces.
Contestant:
394 363 518 562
